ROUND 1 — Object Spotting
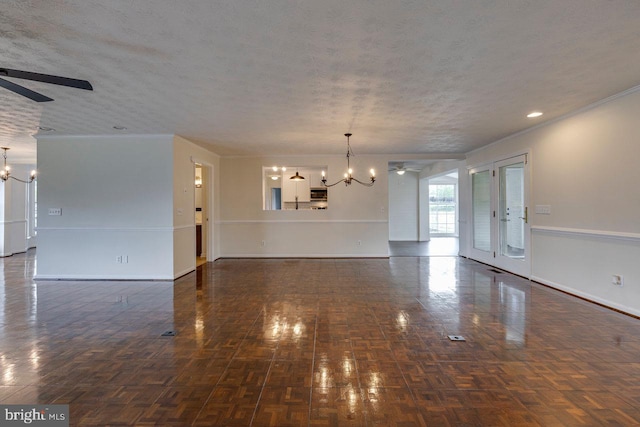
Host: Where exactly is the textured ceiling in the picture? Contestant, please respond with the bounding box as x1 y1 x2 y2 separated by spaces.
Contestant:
2 0 640 163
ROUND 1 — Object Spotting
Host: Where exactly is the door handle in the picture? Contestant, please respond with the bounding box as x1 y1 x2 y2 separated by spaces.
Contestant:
518 207 528 224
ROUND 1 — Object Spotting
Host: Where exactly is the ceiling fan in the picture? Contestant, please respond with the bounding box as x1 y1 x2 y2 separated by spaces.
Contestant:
388 162 423 175
0 68 93 102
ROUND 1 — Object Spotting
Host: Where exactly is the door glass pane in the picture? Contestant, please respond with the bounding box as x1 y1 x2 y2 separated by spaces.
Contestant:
472 170 491 252
499 162 524 259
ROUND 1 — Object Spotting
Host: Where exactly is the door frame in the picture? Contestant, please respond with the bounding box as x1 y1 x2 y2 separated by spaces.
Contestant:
192 159 215 262
468 164 494 265
467 151 531 277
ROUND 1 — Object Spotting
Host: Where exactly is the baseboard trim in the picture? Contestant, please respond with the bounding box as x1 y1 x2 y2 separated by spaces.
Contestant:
531 275 640 318
34 274 174 281
219 254 390 259
173 267 196 279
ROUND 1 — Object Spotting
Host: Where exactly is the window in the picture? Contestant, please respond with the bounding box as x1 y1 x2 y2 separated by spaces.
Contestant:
429 184 456 235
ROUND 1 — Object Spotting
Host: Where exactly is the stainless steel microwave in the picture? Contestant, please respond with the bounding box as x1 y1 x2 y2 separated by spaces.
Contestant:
310 188 327 200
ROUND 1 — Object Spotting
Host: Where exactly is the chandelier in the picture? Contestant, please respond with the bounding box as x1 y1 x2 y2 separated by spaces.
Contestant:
321 133 375 187
0 147 36 183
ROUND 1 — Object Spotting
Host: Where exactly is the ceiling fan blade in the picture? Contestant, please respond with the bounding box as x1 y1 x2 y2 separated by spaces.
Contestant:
0 77 53 102
0 68 93 91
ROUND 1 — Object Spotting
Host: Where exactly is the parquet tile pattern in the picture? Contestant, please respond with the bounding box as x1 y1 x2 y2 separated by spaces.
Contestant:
1 251 640 425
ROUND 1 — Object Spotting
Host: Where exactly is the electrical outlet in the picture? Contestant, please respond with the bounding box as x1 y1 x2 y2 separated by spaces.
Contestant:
612 275 624 286
261 240 266 247
357 240 362 246
116 255 122 264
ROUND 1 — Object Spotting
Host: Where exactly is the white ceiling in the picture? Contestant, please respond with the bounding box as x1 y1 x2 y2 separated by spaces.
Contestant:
2 1 640 163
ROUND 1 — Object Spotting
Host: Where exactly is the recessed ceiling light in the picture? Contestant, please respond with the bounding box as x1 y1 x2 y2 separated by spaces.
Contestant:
527 111 543 118
38 126 55 132
113 126 127 130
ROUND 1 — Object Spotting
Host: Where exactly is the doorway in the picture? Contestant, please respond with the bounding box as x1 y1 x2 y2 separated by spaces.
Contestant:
428 172 458 237
468 154 530 277
194 164 208 267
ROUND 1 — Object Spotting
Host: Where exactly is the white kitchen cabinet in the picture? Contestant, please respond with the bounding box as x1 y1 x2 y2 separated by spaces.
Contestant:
307 170 324 188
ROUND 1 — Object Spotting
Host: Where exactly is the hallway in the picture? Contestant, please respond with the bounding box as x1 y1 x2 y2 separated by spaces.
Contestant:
388 237 459 257
1 250 640 425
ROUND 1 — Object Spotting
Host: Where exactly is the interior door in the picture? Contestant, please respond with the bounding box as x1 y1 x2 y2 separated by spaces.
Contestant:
494 155 530 276
468 165 493 264
468 155 530 277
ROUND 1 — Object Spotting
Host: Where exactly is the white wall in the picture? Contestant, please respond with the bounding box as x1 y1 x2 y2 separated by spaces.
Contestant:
419 160 462 180
219 155 389 257
36 135 175 280
465 87 640 316
388 171 418 241
418 178 430 242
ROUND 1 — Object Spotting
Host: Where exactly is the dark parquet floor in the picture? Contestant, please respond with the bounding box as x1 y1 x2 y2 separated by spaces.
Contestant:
1 250 640 426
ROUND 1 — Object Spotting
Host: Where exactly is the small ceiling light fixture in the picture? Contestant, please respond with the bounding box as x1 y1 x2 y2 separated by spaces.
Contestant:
322 133 375 187
527 111 543 118
290 170 305 181
37 126 55 132
396 170 406 175
0 147 36 183
267 166 287 181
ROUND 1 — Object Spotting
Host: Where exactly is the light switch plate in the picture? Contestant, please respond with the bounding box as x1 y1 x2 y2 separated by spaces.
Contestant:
535 205 551 215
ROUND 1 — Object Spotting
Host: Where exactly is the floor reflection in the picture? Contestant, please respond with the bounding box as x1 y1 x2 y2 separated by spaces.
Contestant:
499 282 527 345
1 250 640 425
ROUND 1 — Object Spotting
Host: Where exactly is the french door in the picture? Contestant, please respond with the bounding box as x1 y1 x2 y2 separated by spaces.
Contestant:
469 154 530 277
